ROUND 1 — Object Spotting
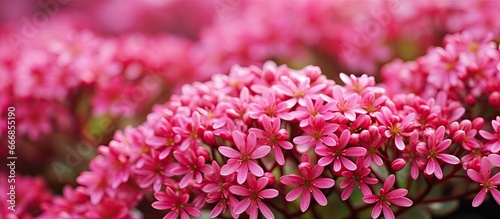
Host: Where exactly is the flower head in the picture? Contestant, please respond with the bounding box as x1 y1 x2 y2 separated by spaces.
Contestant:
362 174 413 219
230 175 278 219
280 159 335 212
219 131 271 184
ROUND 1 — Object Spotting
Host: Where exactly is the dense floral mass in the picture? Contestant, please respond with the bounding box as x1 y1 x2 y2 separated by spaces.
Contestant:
34 42 500 217
2 0 500 219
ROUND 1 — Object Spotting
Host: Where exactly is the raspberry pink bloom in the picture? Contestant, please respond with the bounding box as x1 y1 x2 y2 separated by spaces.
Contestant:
417 126 460 179
250 116 293 165
315 129 367 172
362 175 413 219
219 131 271 184
339 157 378 201
248 90 294 120
76 169 112 205
375 107 416 150
466 157 500 207
321 86 366 121
202 161 239 218
293 115 339 152
280 161 335 212
230 175 278 219
290 96 335 127
145 118 182 159
479 116 500 152
273 75 326 107
134 150 174 192
171 150 213 188
359 126 386 167
152 187 202 219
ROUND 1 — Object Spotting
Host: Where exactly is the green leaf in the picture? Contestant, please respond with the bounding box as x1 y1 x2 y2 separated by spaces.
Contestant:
428 200 459 217
399 206 432 219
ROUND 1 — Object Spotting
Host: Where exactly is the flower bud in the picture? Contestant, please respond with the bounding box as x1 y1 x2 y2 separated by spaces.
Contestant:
449 122 460 135
466 94 476 106
197 147 211 161
391 158 406 171
452 130 465 144
459 120 472 132
353 114 371 129
300 154 311 163
489 91 500 106
203 131 216 147
350 133 360 146
472 117 484 130
264 172 276 187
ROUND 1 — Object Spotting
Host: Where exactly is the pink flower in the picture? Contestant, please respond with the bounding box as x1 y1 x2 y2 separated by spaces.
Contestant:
280 161 335 212
293 115 339 152
152 186 202 219
417 126 460 179
479 116 500 152
375 106 416 150
173 112 206 150
290 96 335 127
273 74 326 107
76 169 112 205
421 44 466 91
93 146 131 189
203 161 239 218
466 157 500 207
315 130 367 172
171 150 213 188
402 132 424 180
248 90 294 120
230 175 278 219
85 197 131 219
145 117 182 159
339 73 377 94
250 116 293 165
359 126 386 167
219 131 271 184
134 150 174 192
339 157 378 201
321 86 366 121
362 175 413 219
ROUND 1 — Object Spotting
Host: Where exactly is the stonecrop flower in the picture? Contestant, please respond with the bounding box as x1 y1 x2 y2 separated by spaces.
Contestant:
230 175 278 219
250 115 293 165
362 174 413 219
375 107 416 150
315 129 367 172
152 186 202 219
293 115 339 152
280 155 335 212
467 157 500 207
416 126 461 179
480 116 500 152
37 52 500 219
219 131 271 184
339 157 378 201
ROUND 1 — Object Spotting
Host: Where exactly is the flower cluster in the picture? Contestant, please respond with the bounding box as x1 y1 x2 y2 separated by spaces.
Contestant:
3 0 500 143
2 1 500 218
382 31 500 105
0 172 52 218
39 49 500 218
